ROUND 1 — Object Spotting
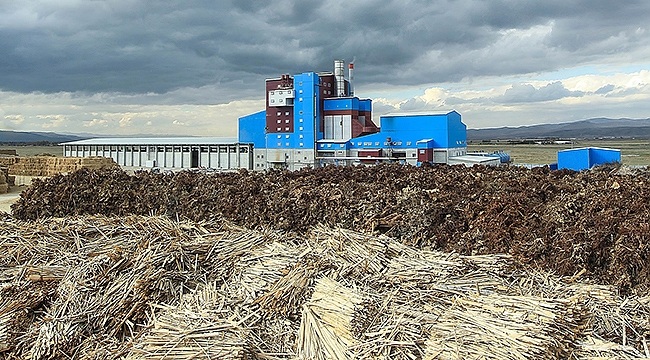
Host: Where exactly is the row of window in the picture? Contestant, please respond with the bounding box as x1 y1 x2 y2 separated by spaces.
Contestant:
66 145 250 153
276 142 305 147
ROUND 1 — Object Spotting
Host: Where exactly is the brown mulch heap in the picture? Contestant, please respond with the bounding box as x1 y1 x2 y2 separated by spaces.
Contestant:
10 164 650 294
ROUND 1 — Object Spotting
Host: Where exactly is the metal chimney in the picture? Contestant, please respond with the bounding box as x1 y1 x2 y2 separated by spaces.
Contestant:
334 59 346 97
348 62 354 97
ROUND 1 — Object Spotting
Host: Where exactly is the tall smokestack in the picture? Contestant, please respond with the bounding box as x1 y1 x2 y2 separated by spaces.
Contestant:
334 59 346 97
348 62 354 97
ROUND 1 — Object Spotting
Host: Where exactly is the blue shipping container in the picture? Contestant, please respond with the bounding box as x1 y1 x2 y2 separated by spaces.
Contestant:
557 147 621 171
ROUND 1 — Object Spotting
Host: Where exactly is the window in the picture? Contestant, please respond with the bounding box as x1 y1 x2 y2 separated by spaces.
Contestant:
285 111 290 116
299 127 303 131
277 135 281 139
277 120 281 124
285 135 290 138
285 127 289 131
285 119 290 123
277 111 281 116
277 127 281 131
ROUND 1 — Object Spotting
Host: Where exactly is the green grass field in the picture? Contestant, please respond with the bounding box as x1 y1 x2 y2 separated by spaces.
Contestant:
2 140 649 166
0 145 62 157
468 139 650 166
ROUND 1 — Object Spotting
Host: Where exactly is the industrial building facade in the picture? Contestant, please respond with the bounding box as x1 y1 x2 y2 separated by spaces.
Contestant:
62 138 253 170
62 60 500 170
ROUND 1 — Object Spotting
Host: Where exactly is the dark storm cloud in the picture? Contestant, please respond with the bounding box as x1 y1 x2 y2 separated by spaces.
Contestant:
1 0 649 100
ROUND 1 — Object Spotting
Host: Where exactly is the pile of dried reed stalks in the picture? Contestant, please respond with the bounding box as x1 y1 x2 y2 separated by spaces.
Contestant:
1 215 649 359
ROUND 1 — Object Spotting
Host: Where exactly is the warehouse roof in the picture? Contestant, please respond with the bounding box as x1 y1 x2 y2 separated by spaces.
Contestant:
448 155 501 163
557 146 621 152
61 137 241 146
381 110 458 117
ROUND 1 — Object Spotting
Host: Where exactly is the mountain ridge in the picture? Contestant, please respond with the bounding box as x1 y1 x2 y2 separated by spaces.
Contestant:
467 118 650 140
3 118 650 143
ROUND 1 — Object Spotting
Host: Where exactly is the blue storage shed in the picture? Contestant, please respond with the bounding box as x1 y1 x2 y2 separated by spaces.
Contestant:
557 147 621 171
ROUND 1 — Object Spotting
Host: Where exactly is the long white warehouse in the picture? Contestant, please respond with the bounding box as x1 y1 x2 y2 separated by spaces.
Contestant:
62 137 253 170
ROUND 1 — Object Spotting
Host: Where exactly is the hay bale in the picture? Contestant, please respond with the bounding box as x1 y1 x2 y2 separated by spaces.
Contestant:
7 156 117 177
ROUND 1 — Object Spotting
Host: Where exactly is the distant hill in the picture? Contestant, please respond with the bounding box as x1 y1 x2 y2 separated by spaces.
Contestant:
0 130 86 144
468 118 650 141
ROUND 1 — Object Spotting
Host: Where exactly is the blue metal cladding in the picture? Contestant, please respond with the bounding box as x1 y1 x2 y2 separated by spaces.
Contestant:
589 147 621 166
349 111 466 150
359 99 372 112
558 148 590 171
416 139 435 149
323 97 359 111
557 147 621 171
238 110 266 148
291 72 320 149
445 111 467 148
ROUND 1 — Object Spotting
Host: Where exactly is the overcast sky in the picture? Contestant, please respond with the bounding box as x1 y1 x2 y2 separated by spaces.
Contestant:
2 0 650 137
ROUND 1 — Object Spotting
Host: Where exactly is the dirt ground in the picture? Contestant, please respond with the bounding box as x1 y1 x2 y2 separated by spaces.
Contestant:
0 185 23 213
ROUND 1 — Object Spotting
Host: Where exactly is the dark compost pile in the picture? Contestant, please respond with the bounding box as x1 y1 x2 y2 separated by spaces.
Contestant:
10 164 650 294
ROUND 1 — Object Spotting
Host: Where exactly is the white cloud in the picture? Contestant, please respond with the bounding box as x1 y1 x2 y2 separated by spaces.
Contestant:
4 114 24 125
119 115 132 128
83 118 109 127
37 114 67 129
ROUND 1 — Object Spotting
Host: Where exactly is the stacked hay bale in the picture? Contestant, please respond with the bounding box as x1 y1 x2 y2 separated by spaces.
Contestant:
0 169 7 194
0 157 18 168
8 156 117 177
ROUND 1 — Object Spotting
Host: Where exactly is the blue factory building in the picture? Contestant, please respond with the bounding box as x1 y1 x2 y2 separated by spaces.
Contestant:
63 60 500 170
239 60 493 171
